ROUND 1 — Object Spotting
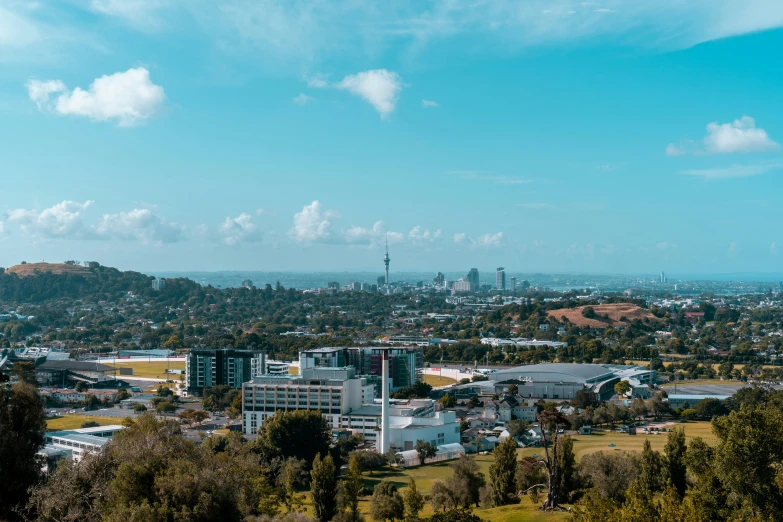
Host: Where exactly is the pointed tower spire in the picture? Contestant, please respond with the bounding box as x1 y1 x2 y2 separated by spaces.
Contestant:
383 234 391 286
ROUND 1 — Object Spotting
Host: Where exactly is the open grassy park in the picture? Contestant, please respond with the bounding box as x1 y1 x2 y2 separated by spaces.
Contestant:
46 414 127 431
112 360 186 379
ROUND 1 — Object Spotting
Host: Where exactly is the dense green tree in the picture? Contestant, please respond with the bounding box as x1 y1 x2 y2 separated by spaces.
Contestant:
310 453 338 522
637 439 662 493
403 477 424 521
488 436 518 506
255 410 331 466
369 481 404 522
445 455 486 508
339 454 364 522
613 380 631 396
413 440 437 466
0 382 46 520
663 428 687 499
555 435 577 503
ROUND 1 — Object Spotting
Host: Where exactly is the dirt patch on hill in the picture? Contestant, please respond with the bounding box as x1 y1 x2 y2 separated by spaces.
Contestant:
4 263 93 277
547 303 659 328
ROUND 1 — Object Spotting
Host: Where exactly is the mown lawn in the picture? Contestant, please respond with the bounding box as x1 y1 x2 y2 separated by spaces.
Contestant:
46 414 127 431
112 360 186 379
422 374 457 387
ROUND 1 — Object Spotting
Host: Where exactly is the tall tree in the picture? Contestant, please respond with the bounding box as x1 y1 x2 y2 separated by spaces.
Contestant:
488 436 518 506
310 453 338 522
403 477 424 521
369 481 404 522
637 439 662 493
445 455 486 508
0 382 45 521
554 435 577 503
663 428 687 498
339 454 364 522
413 440 436 466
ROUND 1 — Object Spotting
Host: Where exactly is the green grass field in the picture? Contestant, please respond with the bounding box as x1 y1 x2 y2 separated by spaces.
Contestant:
660 379 739 388
422 374 457 387
113 360 186 379
46 414 127 431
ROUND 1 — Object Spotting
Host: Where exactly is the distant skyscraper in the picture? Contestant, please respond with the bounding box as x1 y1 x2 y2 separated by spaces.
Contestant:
467 268 479 291
383 236 391 285
510 276 517 296
152 278 166 291
660 271 665 283
433 272 445 288
496 267 506 291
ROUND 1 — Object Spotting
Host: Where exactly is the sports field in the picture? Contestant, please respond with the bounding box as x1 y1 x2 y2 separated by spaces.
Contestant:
422 374 457 387
112 360 186 379
46 414 127 431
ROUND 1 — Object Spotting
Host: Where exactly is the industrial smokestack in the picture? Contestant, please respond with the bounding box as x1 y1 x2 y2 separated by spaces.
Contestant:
378 349 391 454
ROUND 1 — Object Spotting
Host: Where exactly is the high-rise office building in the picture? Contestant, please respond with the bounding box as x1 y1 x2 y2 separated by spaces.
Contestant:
467 268 479 291
510 276 517 295
433 272 445 288
186 349 266 395
496 267 506 291
299 346 422 392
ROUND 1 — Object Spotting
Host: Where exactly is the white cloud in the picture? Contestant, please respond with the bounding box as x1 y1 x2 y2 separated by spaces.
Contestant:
681 162 783 180
89 0 171 28
475 232 503 248
665 143 687 157
335 69 403 119
343 221 402 246
667 116 779 156
704 116 779 154
96 209 186 243
196 0 783 66
453 231 503 248
6 200 185 243
7 200 95 239
307 74 329 88
219 212 262 246
421 99 439 108
290 200 337 243
0 5 41 50
27 67 165 127
293 93 315 105
409 226 441 243
0 221 5 235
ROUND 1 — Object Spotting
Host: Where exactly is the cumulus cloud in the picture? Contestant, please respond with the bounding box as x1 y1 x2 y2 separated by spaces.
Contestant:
96 209 187 243
409 226 441 243
7 200 95 239
26 67 165 126
421 99 439 108
475 232 503 248
453 231 503 248
335 69 403 118
667 116 779 156
290 201 338 243
6 200 185 243
293 93 315 105
343 221 403 246
219 213 262 246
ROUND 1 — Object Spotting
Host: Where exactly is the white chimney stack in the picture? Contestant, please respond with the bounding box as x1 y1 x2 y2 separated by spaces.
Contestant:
378 349 391 454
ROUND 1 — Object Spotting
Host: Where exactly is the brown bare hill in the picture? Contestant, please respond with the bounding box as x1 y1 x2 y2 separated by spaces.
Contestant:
5 263 93 277
547 303 658 328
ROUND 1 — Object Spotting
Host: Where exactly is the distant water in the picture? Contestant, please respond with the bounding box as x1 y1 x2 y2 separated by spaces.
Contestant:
148 270 783 292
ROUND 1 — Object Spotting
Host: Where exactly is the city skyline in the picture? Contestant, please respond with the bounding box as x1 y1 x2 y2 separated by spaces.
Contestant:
1 2 783 273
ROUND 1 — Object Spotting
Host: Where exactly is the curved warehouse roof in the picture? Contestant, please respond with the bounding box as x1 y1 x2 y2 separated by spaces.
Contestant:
491 363 618 384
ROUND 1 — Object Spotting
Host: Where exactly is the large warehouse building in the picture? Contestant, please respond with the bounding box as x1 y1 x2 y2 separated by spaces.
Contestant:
454 363 655 401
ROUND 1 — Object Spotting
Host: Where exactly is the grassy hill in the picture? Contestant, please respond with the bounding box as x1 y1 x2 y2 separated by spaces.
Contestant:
547 303 659 328
4 262 94 277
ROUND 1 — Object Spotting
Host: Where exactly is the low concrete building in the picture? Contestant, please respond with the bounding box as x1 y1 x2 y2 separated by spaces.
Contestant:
667 394 731 410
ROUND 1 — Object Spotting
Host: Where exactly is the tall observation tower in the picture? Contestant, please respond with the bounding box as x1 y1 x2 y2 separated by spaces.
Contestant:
383 235 391 285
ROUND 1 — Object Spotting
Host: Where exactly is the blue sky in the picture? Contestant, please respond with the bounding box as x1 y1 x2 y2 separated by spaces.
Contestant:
1 1 783 275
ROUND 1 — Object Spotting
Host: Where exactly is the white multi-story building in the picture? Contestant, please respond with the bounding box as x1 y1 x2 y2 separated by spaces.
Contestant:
242 367 374 434
42 425 125 463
